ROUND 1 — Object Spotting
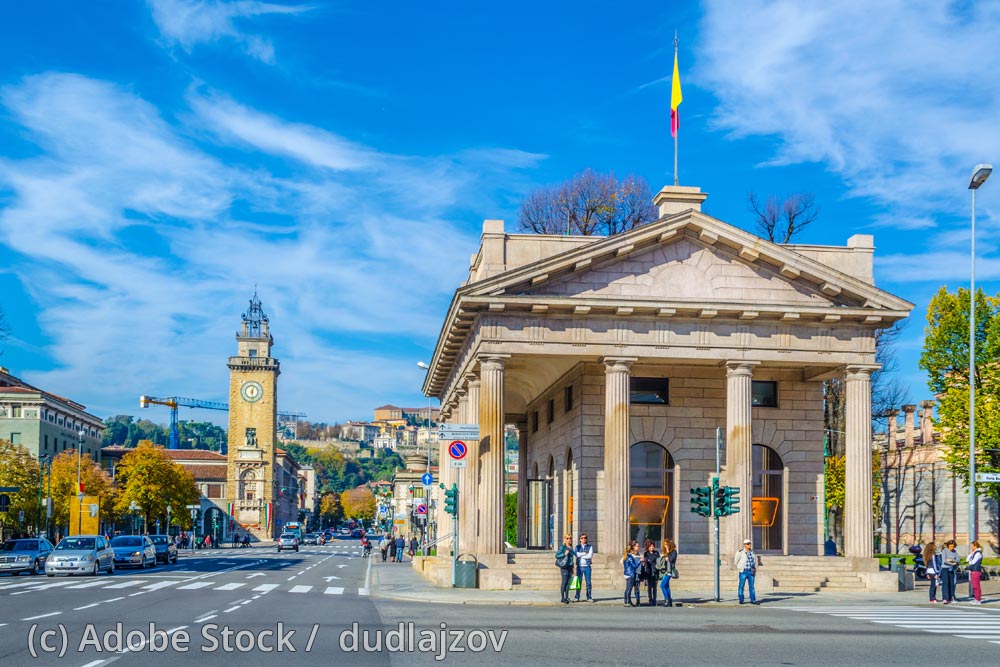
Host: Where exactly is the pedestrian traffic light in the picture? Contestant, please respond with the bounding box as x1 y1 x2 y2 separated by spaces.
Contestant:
444 484 458 517
715 485 740 517
689 486 712 517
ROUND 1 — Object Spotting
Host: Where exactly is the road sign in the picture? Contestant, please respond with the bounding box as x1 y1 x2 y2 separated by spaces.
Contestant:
438 424 480 440
416 503 428 515
975 472 1000 482
421 472 433 486
449 460 467 468
0 486 21 493
186 504 200 509
448 440 468 460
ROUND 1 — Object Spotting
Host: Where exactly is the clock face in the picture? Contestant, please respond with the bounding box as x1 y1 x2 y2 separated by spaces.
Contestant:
240 381 264 403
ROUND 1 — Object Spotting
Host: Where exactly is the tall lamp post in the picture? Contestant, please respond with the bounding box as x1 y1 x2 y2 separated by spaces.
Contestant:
417 361 433 556
76 430 85 535
968 164 992 569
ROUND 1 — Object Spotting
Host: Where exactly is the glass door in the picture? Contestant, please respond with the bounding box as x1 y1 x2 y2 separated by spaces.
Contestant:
526 479 551 549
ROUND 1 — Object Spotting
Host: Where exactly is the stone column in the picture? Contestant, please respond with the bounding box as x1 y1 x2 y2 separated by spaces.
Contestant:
920 400 935 445
458 376 479 555
902 404 916 447
515 422 528 548
601 357 635 554
725 361 758 555
477 355 508 554
885 409 899 450
844 365 878 559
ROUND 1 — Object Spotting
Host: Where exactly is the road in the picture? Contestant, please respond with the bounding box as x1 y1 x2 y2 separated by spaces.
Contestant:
2 542 999 666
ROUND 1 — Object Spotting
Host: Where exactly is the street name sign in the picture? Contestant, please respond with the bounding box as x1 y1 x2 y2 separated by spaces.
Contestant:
438 424 479 440
449 460 467 468
975 472 1000 482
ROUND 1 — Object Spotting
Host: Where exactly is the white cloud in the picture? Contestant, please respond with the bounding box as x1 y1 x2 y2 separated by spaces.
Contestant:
0 73 538 421
697 1 1000 241
147 0 312 63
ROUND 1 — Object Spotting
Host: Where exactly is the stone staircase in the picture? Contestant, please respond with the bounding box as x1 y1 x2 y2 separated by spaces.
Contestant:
501 551 621 591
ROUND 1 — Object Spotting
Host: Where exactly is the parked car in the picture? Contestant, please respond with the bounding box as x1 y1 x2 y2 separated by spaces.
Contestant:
0 538 54 576
110 535 157 569
351 529 363 538
277 533 299 552
148 535 178 564
302 533 319 545
46 535 115 576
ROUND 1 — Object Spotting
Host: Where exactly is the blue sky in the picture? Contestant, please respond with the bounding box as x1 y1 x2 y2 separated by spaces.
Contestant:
0 1 998 426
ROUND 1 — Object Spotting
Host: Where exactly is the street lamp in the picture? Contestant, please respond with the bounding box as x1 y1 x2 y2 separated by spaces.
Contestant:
417 361 433 556
968 163 992 558
77 430 85 534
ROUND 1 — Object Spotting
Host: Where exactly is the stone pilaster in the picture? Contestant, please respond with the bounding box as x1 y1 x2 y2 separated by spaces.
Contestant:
725 361 758 555
600 357 635 554
477 355 508 554
844 365 878 558
458 376 479 556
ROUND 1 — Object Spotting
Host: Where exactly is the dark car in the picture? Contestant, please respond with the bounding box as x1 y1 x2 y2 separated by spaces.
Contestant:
351 529 363 538
110 535 156 569
302 533 319 545
148 535 178 564
0 538 54 576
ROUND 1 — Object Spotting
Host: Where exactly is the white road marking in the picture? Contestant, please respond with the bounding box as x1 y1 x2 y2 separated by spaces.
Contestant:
176 582 214 590
288 585 312 593
66 580 113 589
100 596 124 603
12 581 74 594
214 583 244 591
74 603 100 610
142 580 185 591
223 605 241 613
323 587 344 595
194 613 218 623
104 580 145 589
252 584 278 592
21 611 61 621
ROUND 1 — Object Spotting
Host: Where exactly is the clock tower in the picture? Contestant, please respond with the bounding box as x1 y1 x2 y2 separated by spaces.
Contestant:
226 291 280 539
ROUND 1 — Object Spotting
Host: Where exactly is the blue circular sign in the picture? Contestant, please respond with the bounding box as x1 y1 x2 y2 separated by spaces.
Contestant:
448 441 467 459
421 472 433 486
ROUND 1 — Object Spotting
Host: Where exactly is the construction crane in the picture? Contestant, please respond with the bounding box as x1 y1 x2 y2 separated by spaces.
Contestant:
139 395 307 450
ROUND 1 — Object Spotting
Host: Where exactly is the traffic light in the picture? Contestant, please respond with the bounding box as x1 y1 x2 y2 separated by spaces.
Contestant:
444 484 458 517
689 486 712 517
715 485 741 517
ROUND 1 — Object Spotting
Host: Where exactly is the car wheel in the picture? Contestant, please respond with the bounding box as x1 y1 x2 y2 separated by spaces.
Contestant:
47 573 54 577
30 559 40 576
148 555 156 568
91 562 100 576
108 560 115 575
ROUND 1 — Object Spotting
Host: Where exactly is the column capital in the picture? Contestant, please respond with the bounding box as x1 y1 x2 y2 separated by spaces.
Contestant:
844 363 880 380
464 371 481 388
724 360 760 377
602 356 637 373
919 399 936 410
477 353 510 372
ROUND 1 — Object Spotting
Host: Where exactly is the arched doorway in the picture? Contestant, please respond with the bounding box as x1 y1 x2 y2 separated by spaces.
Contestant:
629 441 675 547
547 455 556 549
203 507 223 544
564 449 575 539
752 445 784 553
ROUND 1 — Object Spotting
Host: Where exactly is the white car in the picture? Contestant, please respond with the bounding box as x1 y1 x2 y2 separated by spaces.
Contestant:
277 534 299 552
46 535 115 576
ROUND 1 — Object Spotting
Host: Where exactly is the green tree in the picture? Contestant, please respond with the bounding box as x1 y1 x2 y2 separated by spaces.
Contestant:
47 449 114 533
920 286 1000 395
113 441 200 529
0 439 41 532
504 491 517 545
318 492 343 527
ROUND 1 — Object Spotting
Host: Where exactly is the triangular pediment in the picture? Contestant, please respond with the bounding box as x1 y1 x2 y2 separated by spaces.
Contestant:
463 210 913 314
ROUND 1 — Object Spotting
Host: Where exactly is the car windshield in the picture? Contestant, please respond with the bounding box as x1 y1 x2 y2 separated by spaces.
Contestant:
111 537 142 547
56 538 95 550
280 534 295 539
305 534 316 538
150 536 170 545
1 540 38 551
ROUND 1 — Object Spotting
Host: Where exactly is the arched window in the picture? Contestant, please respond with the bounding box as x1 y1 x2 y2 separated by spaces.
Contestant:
240 469 259 502
752 445 784 553
629 441 675 547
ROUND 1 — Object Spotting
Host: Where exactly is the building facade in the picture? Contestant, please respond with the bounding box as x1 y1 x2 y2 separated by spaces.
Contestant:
421 185 914 590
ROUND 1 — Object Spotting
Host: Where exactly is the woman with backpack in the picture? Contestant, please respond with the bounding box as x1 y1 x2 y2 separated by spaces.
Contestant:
621 541 642 607
641 540 661 606
555 534 575 604
924 542 942 603
658 538 678 607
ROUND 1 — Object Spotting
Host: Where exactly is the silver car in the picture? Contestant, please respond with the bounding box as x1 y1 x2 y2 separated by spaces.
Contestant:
0 538 54 576
276 533 299 552
46 535 115 576
110 535 157 569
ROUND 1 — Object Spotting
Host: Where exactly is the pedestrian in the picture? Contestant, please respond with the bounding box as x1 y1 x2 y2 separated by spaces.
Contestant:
574 533 595 603
924 542 942 603
734 539 759 605
824 536 837 556
242 534 251 548
967 540 984 604
658 538 678 607
939 539 959 604
232 533 239 549
554 534 575 604
408 535 419 558
641 540 660 606
622 542 642 607
394 534 406 562
379 535 390 562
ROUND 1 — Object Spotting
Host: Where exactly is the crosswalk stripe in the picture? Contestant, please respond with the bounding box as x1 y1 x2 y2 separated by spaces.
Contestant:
0 581 38 590
103 580 145 589
143 580 186 591
176 582 214 590
780 605 1000 645
324 587 344 595
214 583 244 591
252 584 278 592
12 581 74 594
288 585 312 593
65 580 113 589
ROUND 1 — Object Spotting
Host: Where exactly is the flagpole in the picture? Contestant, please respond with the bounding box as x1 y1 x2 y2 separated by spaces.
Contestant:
674 33 680 186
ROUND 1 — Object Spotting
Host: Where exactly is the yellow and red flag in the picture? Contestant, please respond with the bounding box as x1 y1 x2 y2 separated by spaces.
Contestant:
670 51 683 138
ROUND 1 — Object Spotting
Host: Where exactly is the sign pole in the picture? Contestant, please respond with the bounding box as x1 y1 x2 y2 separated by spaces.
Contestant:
452 469 459 588
714 427 722 603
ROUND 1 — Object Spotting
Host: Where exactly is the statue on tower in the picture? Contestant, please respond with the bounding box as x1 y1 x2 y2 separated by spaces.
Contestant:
241 290 270 338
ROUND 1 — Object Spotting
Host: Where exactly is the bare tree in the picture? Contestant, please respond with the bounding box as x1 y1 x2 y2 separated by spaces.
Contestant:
518 170 658 236
747 192 819 243
0 307 9 357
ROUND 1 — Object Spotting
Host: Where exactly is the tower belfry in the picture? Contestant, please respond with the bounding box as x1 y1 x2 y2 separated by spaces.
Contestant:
226 291 280 539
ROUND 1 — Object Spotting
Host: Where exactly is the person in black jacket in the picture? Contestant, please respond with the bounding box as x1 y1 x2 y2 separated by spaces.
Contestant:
555 534 575 604
641 540 660 606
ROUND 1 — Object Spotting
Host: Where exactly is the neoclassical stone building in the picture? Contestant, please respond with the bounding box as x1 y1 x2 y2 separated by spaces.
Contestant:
422 185 913 589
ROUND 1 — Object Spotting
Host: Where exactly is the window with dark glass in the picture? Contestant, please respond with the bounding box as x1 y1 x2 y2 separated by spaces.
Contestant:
531 411 539 433
547 399 554 424
564 386 573 412
629 378 669 405
751 381 778 408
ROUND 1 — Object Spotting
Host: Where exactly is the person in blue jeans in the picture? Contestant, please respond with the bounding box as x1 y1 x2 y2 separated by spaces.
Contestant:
574 534 595 602
622 542 641 607
658 538 678 607
734 539 759 605
394 535 406 562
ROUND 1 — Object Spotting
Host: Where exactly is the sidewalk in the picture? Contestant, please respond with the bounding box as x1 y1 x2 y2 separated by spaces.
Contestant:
371 562 1000 608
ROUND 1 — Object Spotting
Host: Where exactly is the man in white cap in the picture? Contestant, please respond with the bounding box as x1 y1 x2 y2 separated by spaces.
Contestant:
734 539 759 605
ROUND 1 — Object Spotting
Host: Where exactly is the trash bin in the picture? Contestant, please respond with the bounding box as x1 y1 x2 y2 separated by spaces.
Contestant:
894 558 913 591
455 554 478 589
